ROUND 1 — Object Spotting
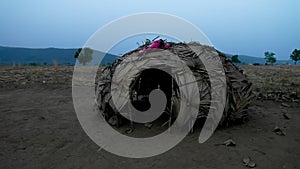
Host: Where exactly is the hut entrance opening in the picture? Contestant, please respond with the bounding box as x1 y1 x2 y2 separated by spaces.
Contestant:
130 68 180 119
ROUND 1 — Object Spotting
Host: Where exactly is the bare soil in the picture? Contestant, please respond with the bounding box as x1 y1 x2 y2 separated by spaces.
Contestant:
0 65 299 169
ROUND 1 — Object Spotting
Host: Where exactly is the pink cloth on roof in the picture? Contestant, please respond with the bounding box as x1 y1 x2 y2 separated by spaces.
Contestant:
140 39 171 53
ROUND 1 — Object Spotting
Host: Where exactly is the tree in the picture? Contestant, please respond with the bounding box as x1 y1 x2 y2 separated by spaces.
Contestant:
74 48 93 65
290 49 300 65
231 55 241 63
28 62 38 66
264 51 276 65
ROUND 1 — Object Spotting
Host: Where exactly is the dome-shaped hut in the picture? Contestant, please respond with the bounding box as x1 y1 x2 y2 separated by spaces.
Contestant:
95 41 254 128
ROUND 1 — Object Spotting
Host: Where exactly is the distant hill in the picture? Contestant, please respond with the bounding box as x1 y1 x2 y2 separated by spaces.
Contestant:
0 46 296 66
0 46 120 66
226 54 295 65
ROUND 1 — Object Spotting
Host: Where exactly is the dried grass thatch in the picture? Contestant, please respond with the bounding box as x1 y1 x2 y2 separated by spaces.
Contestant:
95 42 254 127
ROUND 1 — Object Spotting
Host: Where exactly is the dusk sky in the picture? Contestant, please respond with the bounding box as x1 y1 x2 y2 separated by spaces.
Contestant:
1 0 299 59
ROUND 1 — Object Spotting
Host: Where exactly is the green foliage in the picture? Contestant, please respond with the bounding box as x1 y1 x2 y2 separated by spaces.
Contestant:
290 49 300 65
28 62 38 66
231 55 241 63
264 51 276 65
74 48 93 65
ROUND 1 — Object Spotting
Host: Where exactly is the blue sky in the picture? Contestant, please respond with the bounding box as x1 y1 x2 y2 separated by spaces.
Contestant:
0 0 299 59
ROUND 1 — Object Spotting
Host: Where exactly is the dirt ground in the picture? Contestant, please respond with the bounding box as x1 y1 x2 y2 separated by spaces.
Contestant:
0 66 300 169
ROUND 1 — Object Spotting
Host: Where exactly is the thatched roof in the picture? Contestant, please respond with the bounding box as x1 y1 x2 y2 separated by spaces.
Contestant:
95 42 254 127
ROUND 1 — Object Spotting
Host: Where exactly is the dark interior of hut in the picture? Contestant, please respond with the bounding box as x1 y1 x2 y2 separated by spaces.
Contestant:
130 68 180 118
